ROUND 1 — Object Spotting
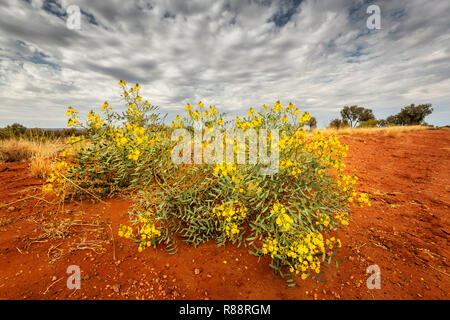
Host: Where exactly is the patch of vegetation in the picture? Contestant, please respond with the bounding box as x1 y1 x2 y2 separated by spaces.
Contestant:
329 103 433 129
43 81 371 282
0 123 85 141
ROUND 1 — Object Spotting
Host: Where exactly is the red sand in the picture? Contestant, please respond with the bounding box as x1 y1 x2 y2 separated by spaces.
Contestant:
0 129 448 300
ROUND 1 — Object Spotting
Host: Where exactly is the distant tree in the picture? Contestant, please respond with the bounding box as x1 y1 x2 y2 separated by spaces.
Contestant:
377 119 389 127
358 119 378 128
329 118 349 129
307 117 317 130
385 115 399 125
340 105 375 127
384 104 433 126
6 123 27 136
395 103 433 125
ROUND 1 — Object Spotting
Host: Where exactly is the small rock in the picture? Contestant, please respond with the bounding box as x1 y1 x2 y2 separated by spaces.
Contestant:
194 268 201 275
112 284 120 293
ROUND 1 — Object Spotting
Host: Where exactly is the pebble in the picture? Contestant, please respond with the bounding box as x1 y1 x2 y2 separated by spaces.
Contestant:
112 284 120 293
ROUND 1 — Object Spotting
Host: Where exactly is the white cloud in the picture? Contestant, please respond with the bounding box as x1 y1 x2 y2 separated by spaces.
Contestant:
0 0 449 128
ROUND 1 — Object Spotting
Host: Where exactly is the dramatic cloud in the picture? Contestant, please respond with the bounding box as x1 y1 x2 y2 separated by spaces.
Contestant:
0 0 449 127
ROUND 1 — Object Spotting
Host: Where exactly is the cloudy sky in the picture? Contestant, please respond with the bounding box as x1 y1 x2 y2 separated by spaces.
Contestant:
0 0 449 128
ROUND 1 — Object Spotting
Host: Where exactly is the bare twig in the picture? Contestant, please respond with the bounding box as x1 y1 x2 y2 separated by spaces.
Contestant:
60 173 107 204
42 277 63 295
105 222 116 261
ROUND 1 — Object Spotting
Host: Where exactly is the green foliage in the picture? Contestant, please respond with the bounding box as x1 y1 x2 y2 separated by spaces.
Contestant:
7 123 27 135
376 119 388 127
307 116 317 130
358 119 378 128
340 106 375 128
0 123 85 141
386 104 433 126
329 118 349 129
45 83 371 281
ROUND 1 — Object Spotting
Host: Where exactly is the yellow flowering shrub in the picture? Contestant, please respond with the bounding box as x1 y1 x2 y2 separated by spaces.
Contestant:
46 82 371 283
118 210 162 251
43 81 164 198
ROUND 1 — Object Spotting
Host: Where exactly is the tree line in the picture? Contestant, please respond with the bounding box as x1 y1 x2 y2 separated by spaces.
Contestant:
327 103 433 129
0 123 85 140
1 103 434 137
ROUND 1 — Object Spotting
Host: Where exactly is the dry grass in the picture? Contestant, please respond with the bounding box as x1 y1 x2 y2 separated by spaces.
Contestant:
0 139 64 178
384 129 402 138
316 125 427 136
30 156 55 179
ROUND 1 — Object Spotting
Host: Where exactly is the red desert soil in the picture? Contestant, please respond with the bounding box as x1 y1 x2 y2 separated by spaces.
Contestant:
0 129 449 300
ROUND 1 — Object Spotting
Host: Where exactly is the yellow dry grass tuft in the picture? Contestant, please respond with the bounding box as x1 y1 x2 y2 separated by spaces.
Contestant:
0 139 64 178
316 125 426 136
30 155 55 179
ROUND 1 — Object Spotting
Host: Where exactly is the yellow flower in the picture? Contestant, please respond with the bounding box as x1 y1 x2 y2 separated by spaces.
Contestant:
101 102 111 111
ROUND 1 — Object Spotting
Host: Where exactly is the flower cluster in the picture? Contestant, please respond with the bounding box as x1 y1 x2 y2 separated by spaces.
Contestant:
49 81 374 282
42 159 73 197
87 111 104 128
316 213 330 228
262 238 279 257
247 181 262 194
213 201 248 238
357 193 371 207
271 202 293 231
118 224 133 239
118 212 161 252
172 102 223 129
261 231 328 279
66 106 81 127
213 163 236 177
334 212 349 226
136 213 162 252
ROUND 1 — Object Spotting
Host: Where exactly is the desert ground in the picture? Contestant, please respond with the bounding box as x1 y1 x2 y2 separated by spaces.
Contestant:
0 128 448 300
